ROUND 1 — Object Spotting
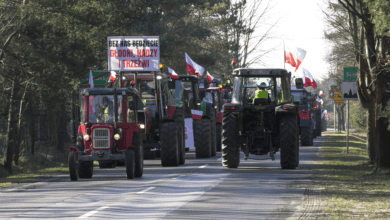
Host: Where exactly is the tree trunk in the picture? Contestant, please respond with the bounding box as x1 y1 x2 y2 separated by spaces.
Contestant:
57 103 66 151
4 80 18 173
30 99 35 155
367 104 376 164
47 107 58 148
14 84 27 165
376 68 390 168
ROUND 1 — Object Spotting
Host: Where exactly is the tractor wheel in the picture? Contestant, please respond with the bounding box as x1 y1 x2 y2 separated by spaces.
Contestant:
300 125 312 146
222 113 240 168
177 125 185 165
216 124 222 152
161 122 179 166
68 152 78 181
280 115 298 169
317 117 322 136
133 132 144 178
79 161 93 178
296 125 300 167
126 149 135 179
194 119 212 158
117 161 125 166
173 108 186 165
209 108 217 157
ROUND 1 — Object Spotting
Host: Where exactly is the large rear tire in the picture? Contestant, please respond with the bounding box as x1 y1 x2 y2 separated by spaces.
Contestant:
316 116 322 136
161 122 179 166
300 125 312 146
79 161 93 178
280 115 298 169
194 119 212 158
216 124 222 152
133 132 144 178
68 152 78 181
222 113 240 168
126 149 135 179
209 108 217 157
173 108 186 165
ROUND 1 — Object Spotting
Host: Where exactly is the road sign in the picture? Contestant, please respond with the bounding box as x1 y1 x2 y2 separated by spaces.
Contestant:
344 67 358 81
333 91 345 105
342 82 358 100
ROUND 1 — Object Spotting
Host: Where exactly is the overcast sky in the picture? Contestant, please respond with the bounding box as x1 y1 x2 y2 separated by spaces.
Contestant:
248 0 330 82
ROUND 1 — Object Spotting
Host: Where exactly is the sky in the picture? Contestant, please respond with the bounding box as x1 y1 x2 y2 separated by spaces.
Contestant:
248 0 330 82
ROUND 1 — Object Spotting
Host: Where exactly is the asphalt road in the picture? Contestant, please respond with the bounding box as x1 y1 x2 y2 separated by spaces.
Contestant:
0 136 325 220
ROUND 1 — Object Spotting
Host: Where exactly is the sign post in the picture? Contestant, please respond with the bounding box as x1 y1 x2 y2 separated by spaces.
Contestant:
343 67 358 154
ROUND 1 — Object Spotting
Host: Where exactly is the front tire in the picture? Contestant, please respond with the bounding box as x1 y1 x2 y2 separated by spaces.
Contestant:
173 108 186 165
68 152 78 181
222 113 240 168
280 115 298 169
133 132 144 178
300 125 312 146
161 122 179 166
194 119 212 158
126 149 135 179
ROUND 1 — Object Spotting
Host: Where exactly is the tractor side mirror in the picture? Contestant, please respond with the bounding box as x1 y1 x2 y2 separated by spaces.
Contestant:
295 78 303 89
168 80 176 90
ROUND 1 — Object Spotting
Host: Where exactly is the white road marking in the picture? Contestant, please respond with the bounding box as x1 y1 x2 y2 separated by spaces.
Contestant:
136 186 155 194
78 206 109 218
199 164 209 168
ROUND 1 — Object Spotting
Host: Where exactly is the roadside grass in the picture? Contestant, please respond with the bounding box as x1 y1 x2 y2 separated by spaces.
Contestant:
317 131 390 219
0 144 69 187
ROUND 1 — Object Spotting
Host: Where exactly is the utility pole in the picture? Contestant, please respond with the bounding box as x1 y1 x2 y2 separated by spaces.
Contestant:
347 100 349 154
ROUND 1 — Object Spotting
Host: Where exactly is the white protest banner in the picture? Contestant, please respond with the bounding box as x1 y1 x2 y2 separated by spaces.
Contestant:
184 118 195 148
108 36 160 71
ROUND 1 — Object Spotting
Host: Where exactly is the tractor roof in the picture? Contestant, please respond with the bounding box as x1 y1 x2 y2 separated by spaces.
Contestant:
81 88 139 96
232 68 289 77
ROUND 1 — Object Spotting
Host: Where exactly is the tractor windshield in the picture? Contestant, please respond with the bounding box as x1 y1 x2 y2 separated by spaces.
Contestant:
232 76 291 105
137 80 155 99
292 91 307 105
88 95 123 123
200 92 213 103
173 80 193 102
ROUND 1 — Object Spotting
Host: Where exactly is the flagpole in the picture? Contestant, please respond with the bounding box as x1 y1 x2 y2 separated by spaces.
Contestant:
283 40 285 69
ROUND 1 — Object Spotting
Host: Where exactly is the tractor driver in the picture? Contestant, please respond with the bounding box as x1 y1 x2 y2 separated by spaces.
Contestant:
254 82 271 104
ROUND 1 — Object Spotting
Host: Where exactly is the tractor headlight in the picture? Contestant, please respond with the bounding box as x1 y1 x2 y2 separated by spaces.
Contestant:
114 134 121 140
83 134 90 141
139 124 145 129
197 102 201 106
156 75 162 80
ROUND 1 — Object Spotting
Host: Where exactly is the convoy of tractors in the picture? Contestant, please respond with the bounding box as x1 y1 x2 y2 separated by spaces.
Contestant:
68 37 325 180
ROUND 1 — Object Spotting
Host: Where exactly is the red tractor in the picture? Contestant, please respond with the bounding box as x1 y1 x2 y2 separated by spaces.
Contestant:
69 87 144 180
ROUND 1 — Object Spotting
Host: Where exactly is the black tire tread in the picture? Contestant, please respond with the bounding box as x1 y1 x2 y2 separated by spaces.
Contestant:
68 152 78 181
221 113 240 168
194 119 212 158
161 122 179 166
280 115 298 169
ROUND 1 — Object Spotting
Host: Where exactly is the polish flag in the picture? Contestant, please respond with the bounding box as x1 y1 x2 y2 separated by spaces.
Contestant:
316 96 322 104
284 44 307 72
89 70 94 88
110 71 117 82
168 67 179 79
302 68 318 89
319 91 323 97
191 109 203 120
207 72 214 83
185 53 205 79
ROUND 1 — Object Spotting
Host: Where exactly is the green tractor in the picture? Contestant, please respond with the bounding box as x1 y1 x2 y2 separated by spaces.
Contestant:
169 75 214 158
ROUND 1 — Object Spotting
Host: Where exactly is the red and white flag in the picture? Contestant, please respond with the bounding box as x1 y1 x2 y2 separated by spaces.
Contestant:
89 70 94 88
185 53 205 79
110 71 117 82
168 67 179 79
316 96 322 104
284 44 307 72
302 68 318 89
191 109 203 120
207 72 214 83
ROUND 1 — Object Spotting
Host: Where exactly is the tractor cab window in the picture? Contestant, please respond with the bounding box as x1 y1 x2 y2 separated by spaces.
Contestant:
232 77 243 104
88 95 122 123
127 96 138 124
173 80 193 102
137 80 155 99
292 91 306 105
200 92 213 103
241 77 275 106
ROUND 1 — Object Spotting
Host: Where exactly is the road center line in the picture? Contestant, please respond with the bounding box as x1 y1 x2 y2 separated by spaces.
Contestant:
78 206 109 218
136 186 155 194
199 164 209 168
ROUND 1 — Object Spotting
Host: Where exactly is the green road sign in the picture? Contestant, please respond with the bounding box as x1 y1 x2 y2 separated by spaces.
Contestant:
344 67 358 81
80 71 110 86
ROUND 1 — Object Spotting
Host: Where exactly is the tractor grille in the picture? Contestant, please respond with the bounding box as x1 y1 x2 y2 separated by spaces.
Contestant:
93 128 110 149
